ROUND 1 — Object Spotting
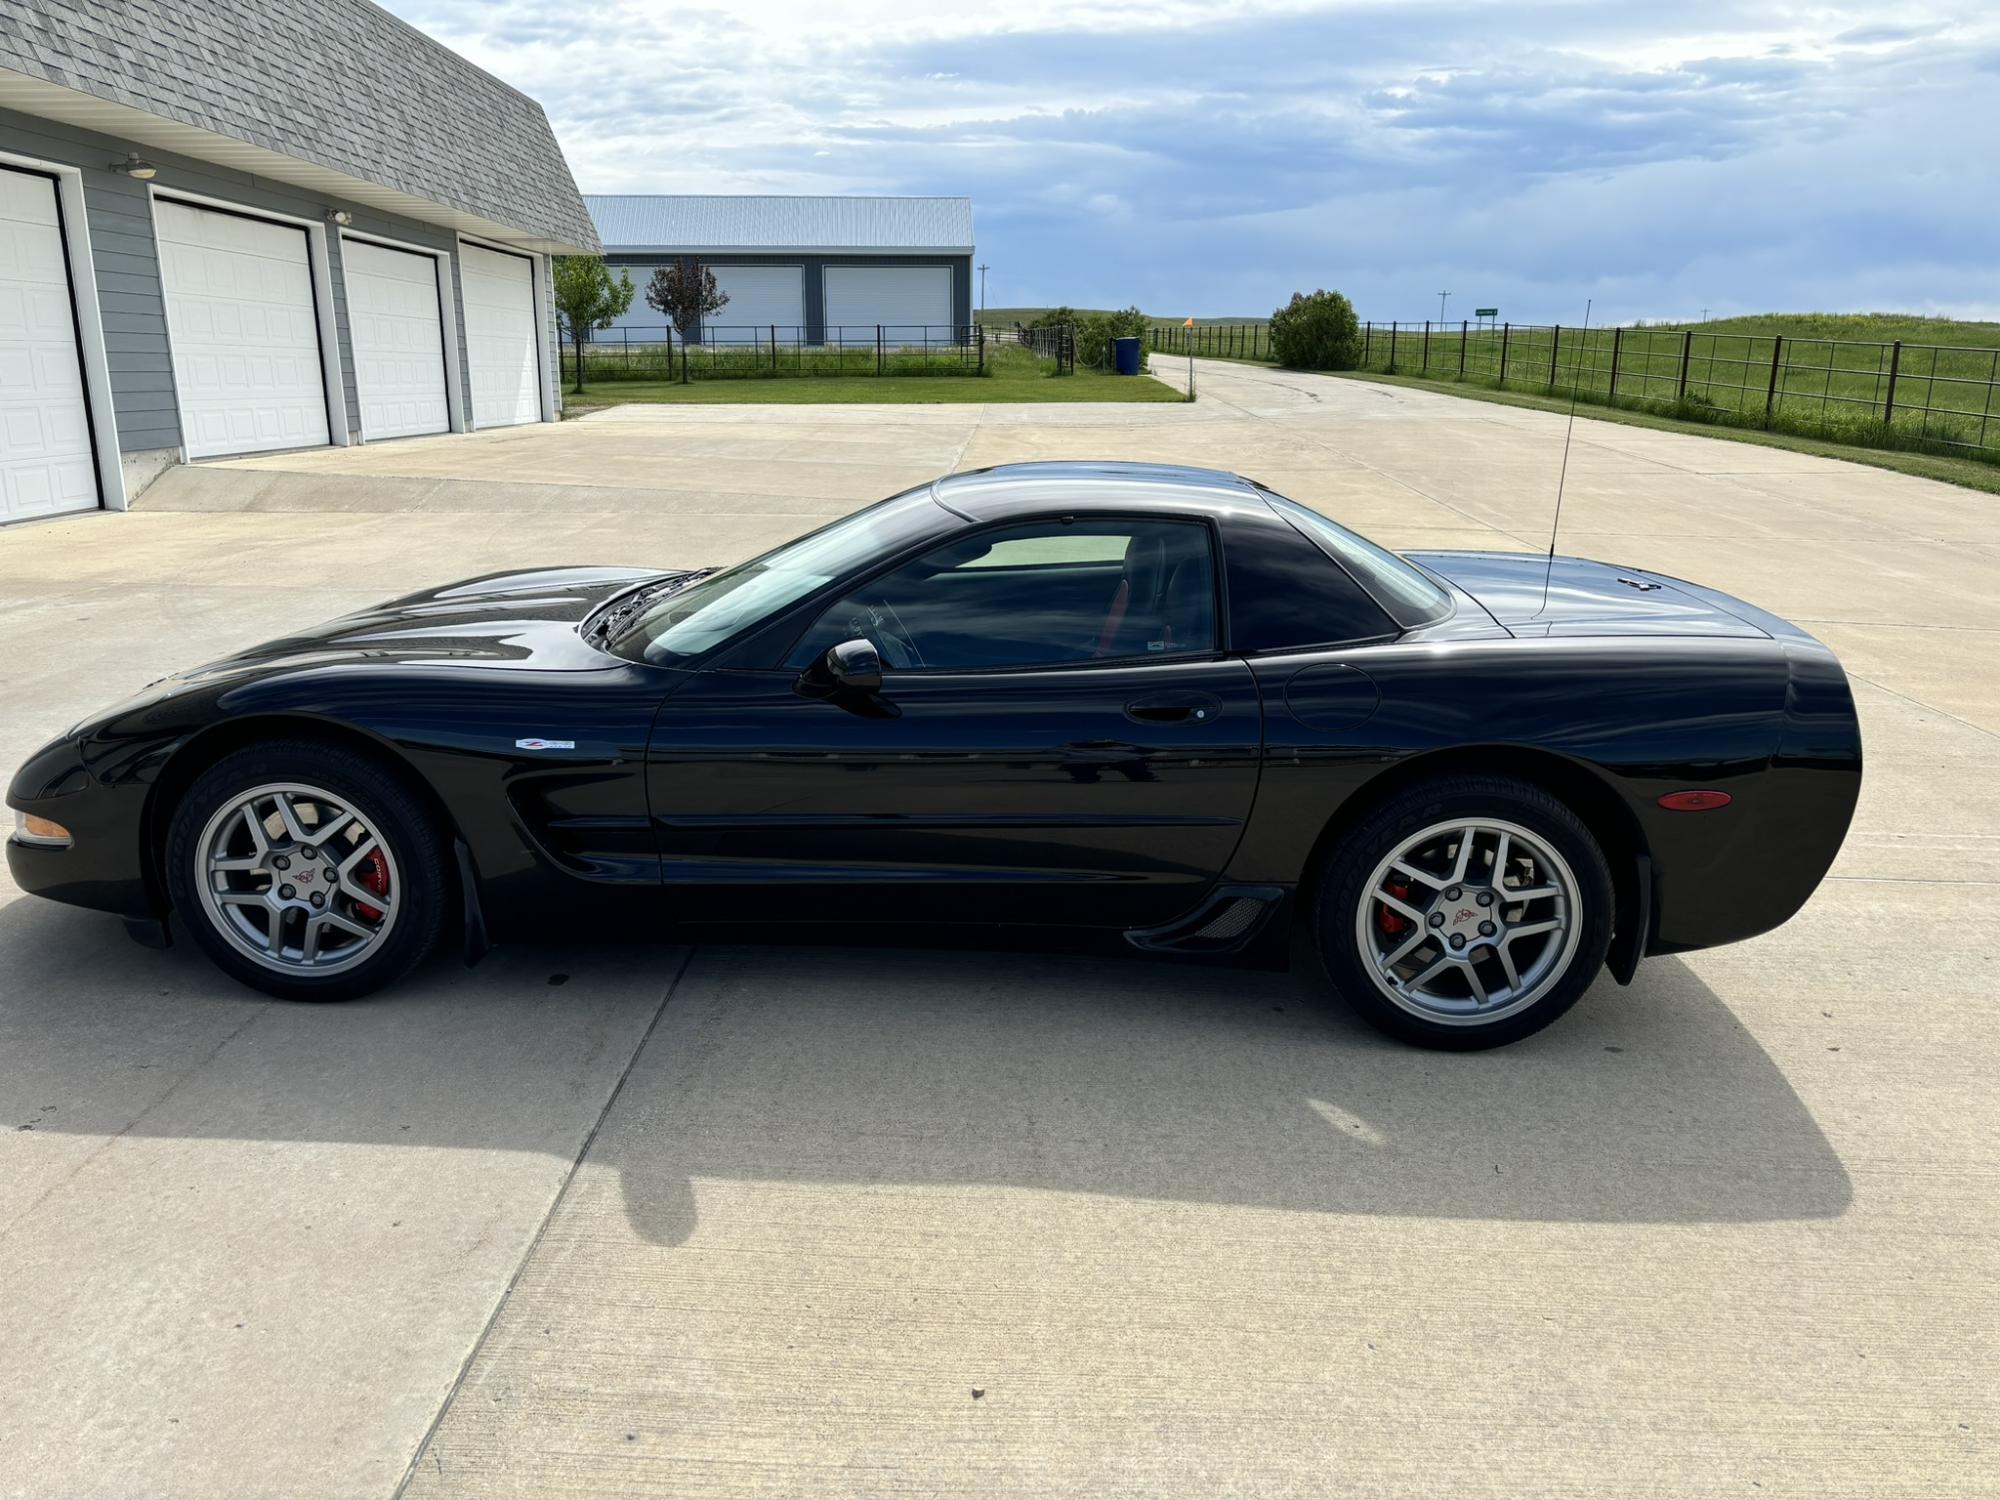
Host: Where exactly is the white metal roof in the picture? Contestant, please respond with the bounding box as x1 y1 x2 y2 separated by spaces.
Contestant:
585 195 974 254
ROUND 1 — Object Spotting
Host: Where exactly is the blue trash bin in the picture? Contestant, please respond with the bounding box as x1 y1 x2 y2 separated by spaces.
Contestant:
1113 336 1142 376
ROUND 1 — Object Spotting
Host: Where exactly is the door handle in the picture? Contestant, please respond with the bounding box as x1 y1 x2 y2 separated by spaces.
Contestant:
1125 695 1220 725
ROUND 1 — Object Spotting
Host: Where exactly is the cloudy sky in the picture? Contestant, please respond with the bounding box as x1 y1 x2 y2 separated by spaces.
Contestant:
384 1 1998 324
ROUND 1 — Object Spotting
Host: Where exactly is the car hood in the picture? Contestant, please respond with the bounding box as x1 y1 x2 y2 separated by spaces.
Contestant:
1407 551 1771 639
180 566 683 678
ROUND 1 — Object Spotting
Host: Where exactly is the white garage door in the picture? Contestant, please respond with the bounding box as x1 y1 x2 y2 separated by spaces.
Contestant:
344 239 449 440
155 198 330 459
0 166 97 520
823 265 953 344
460 243 541 428
704 265 804 345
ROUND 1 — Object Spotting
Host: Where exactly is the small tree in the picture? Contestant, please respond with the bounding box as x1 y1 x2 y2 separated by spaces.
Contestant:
1268 289 1362 371
646 257 729 382
552 257 635 394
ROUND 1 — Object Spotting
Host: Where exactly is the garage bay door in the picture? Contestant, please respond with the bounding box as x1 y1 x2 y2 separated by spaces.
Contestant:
155 198 330 459
823 265 953 344
460 243 541 427
0 166 97 519
344 239 449 440
704 265 804 345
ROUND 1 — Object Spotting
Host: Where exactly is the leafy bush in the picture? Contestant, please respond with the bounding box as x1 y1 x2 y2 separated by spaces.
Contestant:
1269 289 1363 370
1075 306 1150 370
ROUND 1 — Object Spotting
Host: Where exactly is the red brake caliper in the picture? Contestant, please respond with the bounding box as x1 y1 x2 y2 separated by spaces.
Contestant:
1377 880 1411 936
354 851 390 922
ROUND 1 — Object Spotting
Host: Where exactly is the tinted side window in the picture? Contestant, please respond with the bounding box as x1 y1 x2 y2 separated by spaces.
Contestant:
1224 507 1396 651
788 518 1217 671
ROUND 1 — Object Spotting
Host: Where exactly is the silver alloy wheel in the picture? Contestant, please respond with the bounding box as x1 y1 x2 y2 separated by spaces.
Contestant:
194 781 401 976
1354 817 1583 1026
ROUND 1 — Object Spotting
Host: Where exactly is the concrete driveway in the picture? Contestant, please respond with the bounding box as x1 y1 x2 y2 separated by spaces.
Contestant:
1 359 1992 1497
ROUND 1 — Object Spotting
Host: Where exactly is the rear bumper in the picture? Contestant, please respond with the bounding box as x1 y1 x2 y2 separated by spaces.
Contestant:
1646 636 1861 954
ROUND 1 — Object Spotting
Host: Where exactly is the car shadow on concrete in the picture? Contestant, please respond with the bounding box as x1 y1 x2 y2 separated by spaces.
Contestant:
0 900 1850 1248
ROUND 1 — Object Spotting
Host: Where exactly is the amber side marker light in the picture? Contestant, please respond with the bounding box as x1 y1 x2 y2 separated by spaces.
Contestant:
1658 790 1732 812
12 812 73 847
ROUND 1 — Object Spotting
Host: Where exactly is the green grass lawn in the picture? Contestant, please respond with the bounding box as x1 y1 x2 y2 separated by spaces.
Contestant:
562 353 1180 410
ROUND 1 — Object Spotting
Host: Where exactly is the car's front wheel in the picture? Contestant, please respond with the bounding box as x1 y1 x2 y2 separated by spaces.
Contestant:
1314 775 1614 1049
165 740 447 1001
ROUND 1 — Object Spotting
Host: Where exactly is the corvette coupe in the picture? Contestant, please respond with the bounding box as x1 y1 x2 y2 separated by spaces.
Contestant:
8 462 1861 1048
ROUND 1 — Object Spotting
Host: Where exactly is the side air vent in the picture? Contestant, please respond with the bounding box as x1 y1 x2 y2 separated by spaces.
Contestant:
1192 897 1262 942
1126 885 1286 956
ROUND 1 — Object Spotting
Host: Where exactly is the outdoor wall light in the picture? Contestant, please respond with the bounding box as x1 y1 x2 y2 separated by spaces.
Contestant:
110 153 157 180
325 209 353 226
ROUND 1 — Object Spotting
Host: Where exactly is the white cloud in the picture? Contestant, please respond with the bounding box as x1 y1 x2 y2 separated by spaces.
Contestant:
382 0 2000 320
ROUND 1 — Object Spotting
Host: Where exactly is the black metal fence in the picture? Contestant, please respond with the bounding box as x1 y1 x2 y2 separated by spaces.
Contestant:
563 324 984 383
1148 323 1272 361
982 321 1077 374
1346 320 2000 457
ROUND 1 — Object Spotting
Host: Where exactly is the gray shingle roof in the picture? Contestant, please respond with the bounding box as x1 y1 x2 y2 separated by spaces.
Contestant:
588 195 975 253
0 0 596 251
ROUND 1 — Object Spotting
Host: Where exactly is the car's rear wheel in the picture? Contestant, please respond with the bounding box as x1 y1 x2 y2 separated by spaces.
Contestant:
1314 775 1613 1049
165 740 447 1001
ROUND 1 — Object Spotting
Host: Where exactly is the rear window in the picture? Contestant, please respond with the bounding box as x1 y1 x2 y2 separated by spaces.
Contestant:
1224 506 1397 652
1261 492 1453 627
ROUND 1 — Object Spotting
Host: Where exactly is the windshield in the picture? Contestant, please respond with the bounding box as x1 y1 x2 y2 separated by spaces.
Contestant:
1261 491 1453 626
611 488 949 663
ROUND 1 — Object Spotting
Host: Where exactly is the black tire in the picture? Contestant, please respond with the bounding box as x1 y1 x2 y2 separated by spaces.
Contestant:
164 739 448 1002
1313 774 1614 1050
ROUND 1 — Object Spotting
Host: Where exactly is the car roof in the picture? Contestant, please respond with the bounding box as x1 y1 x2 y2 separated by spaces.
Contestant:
931 461 1265 521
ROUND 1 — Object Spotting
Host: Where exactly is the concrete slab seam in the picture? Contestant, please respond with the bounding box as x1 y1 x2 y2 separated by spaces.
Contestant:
387 945 698 1499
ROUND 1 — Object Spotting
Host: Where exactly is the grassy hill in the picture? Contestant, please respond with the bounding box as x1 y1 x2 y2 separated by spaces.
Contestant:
981 307 1268 328
1660 312 2000 349
988 308 2000 346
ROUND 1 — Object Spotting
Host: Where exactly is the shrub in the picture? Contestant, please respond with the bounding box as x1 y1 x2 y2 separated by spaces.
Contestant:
1076 306 1149 370
1269 289 1363 370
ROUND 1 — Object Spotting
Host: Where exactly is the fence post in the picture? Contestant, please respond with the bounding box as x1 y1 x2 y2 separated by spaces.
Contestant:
1389 321 1398 369
978 327 985 374
1499 323 1510 384
1609 327 1622 398
876 325 884 375
1364 322 1372 364
1423 319 1431 372
1883 340 1902 425
1764 335 1783 427
1550 324 1561 387
1678 328 1693 399
1459 320 1467 377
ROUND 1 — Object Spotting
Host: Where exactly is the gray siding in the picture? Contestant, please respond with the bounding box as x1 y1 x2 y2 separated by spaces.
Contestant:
1 105 486 454
598 253 975 343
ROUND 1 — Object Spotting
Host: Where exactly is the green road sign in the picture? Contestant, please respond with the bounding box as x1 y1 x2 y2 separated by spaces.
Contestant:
1474 307 1498 317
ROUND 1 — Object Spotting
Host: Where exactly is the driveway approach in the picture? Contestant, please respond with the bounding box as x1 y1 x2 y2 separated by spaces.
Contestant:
1 361 1993 1498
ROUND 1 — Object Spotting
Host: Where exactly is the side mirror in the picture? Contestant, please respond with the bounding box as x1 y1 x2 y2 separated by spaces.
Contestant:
823 638 883 693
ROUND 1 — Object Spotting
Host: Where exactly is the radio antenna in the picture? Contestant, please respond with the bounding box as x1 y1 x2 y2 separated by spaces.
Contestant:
1537 296 1591 617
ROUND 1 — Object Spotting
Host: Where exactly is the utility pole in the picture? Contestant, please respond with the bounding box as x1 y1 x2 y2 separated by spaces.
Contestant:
1438 290 1450 324
977 263 989 312
1700 307 1709 323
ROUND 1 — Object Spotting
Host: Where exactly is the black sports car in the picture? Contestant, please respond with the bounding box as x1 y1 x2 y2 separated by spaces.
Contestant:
8 462 1861 1048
